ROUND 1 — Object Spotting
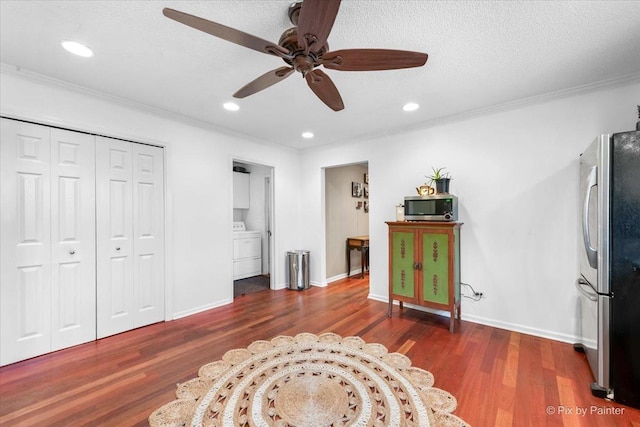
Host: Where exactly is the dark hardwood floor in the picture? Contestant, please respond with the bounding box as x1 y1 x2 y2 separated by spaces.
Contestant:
1 277 639 426
233 274 270 298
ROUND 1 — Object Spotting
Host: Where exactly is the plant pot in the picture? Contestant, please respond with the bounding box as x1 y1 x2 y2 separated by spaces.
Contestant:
435 178 451 194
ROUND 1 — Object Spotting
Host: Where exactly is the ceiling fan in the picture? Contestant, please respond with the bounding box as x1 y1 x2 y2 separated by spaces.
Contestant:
163 0 428 111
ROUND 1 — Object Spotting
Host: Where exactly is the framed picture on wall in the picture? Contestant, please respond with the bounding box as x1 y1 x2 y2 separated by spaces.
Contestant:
352 182 362 197
364 201 369 213
364 187 369 199
364 173 369 184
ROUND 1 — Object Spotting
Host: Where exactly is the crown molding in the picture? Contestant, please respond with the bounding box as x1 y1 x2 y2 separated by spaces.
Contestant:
298 71 640 153
0 63 298 153
393 72 640 136
3 62 638 153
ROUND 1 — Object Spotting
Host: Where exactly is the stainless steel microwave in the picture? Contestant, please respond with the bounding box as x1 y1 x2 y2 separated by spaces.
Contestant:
404 194 458 221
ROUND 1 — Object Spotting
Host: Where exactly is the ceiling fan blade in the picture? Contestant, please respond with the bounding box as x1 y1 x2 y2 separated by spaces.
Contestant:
163 8 289 57
305 69 344 111
297 0 341 53
322 49 428 71
233 67 295 98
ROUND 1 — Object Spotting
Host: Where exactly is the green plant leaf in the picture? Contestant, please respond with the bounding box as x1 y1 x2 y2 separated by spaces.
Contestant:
425 166 450 183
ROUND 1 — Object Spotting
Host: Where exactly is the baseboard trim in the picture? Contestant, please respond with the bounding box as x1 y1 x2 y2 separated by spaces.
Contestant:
273 282 326 290
172 299 232 320
460 313 578 344
327 273 348 283
327 269 363 284
368 293 388 303
367 293 578 344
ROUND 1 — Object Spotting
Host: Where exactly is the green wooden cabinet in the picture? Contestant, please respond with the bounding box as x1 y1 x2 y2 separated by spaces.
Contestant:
390 230 416 298
422 231 450 305
386 221 462 332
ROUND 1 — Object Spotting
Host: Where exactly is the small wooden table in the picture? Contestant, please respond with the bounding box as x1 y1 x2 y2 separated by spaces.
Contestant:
346 236 369 278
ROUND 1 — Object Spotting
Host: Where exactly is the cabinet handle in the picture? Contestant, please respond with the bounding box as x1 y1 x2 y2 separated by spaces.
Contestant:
116 247 121 251
69 250 76 255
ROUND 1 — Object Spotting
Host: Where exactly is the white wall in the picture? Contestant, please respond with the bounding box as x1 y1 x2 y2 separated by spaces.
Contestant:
3 66 639 344
0 70 302 319
300 81 640 343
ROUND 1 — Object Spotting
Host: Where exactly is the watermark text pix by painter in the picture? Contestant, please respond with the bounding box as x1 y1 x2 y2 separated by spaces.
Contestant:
546 405 625 416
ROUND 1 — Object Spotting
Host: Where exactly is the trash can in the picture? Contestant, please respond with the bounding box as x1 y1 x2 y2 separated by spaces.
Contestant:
287 250 310 290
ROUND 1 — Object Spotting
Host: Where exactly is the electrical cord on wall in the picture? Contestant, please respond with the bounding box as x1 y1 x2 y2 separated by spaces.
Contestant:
461 282 483 301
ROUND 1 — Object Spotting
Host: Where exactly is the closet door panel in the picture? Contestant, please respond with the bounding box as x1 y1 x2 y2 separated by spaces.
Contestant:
96 137 134 339
2 120 166 364
132 144 165 328
50 129 96 351
1 119 52 365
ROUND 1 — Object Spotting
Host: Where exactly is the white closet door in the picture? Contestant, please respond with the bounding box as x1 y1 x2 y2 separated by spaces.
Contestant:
2 120 165 363
96 137 134 338
1 120 52 365
132 143 164 328
50 128 96 351
96 138 165 338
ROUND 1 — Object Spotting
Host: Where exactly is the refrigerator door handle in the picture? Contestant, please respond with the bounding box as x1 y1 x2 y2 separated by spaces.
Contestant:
582 166 598 269
575 277 598 301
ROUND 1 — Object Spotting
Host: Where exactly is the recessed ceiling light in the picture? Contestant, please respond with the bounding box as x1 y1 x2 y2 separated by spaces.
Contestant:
223 102 240 111
402 102 420 112
61 40 93 58
301 131 314 139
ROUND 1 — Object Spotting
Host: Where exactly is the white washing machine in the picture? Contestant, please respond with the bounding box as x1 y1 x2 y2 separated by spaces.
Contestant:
233 222 262 280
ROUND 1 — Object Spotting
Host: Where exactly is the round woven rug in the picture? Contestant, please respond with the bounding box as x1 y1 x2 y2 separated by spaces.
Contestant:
149 332 470 427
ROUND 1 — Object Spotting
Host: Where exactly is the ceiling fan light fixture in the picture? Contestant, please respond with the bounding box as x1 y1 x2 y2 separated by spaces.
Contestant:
61 40 93 58
402 102 420 112
163 4 429 112
301 131 314 139
223 102 240 111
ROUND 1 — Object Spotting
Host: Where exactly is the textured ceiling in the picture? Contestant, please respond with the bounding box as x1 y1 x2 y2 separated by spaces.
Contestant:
1 1 639 150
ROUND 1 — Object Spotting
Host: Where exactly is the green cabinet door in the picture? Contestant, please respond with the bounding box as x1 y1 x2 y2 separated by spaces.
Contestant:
391 231 415 298
421 232 449 305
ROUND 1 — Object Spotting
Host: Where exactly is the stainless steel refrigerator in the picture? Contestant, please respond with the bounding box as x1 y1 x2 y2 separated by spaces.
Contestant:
576 130 640 408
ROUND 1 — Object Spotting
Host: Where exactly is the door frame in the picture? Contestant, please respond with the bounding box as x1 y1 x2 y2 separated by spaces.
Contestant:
322 161 370 284
264 174 273 287
231 158 276 294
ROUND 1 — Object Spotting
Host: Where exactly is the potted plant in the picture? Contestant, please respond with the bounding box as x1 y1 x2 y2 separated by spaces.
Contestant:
426 167 452 194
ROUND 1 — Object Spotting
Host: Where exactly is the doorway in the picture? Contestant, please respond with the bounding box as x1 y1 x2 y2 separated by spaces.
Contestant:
232 161 274 297
324 162 369 283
